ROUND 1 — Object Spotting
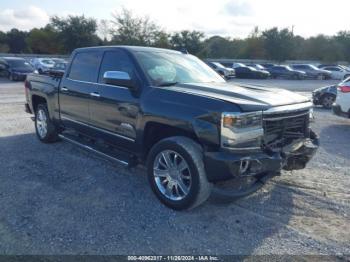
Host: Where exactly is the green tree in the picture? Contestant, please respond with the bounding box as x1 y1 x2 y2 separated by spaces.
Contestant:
262 27 295 61
110 9 167 46
6 29 29 53
26 26 62 54
50 15 100 53
0 31 9 52
170 30 205 55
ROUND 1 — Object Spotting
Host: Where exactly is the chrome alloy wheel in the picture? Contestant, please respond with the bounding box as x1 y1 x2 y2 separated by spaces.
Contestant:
153 150 192 201
36 109 48 138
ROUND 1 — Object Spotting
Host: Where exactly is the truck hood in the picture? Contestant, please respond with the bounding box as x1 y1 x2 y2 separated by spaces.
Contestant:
164 82 310 111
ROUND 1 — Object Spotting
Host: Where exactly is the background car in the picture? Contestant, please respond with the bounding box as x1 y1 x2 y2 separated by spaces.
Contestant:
246 63 266 70
268 65 306 79
260 63 276 69
319 66 350 80
0 57 35 81
234 66 270 79
31 58 55 74
290 64 332 80
48 61 68 76
312 85 337 109
333 77 350 118
232 62 246 69
206 62 235 78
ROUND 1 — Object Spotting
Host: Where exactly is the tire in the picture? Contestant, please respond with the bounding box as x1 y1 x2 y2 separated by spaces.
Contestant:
321 94 336 109
35 104 59 143
8 73 15 81
38 68 43 75
147 136 212 210
344 74 350 80
317 74 325 80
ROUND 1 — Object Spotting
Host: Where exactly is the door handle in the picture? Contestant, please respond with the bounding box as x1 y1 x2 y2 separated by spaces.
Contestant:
90 92 100 98
61 87 69 91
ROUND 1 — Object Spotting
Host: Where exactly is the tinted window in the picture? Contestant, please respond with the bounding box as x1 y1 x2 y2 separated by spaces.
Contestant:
98 50 135 83
69 51 102 82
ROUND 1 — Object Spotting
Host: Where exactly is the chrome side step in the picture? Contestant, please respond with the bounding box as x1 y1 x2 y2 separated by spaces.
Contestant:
58 134 129 166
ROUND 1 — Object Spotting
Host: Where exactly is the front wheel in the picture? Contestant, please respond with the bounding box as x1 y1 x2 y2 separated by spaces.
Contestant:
321 94 336 109
35 104 59 143
147 136 212 210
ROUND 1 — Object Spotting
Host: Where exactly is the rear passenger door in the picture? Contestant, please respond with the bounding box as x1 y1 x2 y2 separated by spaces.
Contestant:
89 49 140 151
59 50 102 133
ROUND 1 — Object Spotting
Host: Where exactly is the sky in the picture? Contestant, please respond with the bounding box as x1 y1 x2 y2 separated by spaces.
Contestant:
0 0 350 38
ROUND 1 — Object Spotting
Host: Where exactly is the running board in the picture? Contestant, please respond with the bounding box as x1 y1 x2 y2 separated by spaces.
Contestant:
58 134 134 167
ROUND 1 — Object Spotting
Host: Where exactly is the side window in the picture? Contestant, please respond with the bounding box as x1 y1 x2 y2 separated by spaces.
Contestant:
98 50 135 83
68 51 102 82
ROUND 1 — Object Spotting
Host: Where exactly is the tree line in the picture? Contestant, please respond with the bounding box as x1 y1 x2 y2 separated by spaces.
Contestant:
1 9 350 62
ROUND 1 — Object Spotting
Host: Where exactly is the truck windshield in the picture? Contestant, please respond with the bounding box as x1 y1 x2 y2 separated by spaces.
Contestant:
135 51 225 86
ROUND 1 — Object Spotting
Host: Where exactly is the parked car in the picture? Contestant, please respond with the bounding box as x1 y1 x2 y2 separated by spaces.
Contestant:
0 57 35 81
31 58 55 74
246 64 266 70
267 65 306 79
318 64 350 71
25 46 318 210
333 77 350 118
260 63 275 69
319 66 350 80
48 61 68 77
234 66 270 79
232 62 246 69
290 64 332 80
312 85 337 109
206 62 235 78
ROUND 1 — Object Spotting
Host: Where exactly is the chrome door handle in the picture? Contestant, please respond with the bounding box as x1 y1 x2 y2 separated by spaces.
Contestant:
90 92 100 98
61 87 69 91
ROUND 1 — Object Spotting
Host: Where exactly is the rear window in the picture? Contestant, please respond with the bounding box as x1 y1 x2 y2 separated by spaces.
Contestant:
69 51 103 82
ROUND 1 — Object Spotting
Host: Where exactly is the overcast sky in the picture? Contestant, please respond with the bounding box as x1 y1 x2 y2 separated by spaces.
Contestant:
0 0 349 38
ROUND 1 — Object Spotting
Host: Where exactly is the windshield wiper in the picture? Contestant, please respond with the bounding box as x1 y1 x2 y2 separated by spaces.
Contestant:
157 81 179 87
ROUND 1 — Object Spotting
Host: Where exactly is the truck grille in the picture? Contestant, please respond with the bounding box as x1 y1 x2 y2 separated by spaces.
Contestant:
263 109 309 149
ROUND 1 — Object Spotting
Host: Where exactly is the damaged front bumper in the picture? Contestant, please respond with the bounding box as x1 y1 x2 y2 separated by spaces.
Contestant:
204 130 319 183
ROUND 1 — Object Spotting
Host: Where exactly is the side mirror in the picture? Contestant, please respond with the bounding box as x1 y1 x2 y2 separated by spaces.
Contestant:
103 71 136 89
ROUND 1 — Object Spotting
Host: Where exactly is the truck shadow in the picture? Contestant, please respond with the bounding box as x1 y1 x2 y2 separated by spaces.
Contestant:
0 133 299 254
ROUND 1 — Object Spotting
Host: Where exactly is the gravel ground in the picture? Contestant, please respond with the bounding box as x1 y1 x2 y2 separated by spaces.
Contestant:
0 78 349 255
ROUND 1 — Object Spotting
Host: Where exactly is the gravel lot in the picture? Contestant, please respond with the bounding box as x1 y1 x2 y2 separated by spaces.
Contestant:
0 78 349 255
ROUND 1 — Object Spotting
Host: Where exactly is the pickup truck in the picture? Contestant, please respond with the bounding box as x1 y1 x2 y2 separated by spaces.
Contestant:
25 46 319 210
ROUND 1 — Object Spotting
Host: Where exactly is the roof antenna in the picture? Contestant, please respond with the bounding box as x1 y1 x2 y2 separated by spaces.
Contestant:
180 48 189 54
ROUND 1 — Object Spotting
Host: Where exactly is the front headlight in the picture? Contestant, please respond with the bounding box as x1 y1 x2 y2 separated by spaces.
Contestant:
221 112 264 149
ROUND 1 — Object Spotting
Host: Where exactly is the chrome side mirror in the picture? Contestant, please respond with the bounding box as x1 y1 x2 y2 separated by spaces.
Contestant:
103 71 136 89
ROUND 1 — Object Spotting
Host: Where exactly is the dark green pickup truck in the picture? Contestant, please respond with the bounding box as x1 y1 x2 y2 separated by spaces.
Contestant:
25 46 319 210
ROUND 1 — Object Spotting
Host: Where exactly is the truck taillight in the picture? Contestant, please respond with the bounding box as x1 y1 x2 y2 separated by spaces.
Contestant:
338 85 350 93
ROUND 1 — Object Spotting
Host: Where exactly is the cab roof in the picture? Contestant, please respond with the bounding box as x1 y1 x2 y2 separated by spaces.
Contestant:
75 45 183 54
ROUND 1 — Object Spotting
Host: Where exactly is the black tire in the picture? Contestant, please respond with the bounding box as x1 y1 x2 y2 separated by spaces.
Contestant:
147 136 212 210
321 94 336 109
38 68 43 74
317 74 325 80
35 104 59 143
8 73 15 81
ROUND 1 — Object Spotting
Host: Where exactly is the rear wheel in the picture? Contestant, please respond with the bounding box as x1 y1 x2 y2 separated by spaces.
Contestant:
8 73 15 81
35 104 59 143
147 136 212 210
317 74 325 80
321 94 336 109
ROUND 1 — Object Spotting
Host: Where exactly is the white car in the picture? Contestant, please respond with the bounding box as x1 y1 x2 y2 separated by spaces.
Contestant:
333 77 350 118
31 58 55 74
322 66 350 80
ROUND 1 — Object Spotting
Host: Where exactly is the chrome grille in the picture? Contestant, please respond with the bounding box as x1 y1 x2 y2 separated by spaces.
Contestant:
263 109 309 149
